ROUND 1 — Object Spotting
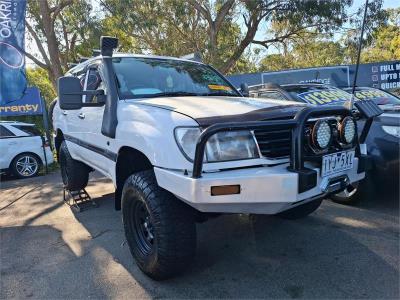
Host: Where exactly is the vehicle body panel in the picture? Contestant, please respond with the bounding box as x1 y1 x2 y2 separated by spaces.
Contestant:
0 122 53 172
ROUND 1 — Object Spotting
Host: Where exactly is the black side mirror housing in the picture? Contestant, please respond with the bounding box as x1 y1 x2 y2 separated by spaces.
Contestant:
240 83 249 97
58 77 83 110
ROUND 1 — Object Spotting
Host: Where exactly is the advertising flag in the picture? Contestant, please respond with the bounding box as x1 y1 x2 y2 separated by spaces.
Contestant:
0 0 27 105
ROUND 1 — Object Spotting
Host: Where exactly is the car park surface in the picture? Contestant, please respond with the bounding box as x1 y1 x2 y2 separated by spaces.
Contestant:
1 172 398 299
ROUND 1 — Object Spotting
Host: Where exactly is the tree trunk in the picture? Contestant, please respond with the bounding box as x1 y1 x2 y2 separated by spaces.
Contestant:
38 0 64 88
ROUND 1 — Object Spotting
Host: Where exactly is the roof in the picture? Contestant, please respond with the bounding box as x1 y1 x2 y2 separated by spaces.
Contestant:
0 121 34 126
67 53 205 74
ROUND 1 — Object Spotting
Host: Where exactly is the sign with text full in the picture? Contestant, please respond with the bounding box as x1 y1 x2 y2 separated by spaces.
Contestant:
0 87 43 116
0 0 27 105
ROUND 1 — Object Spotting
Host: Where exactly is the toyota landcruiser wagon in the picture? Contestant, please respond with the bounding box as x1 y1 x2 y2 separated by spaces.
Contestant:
52 37 379 280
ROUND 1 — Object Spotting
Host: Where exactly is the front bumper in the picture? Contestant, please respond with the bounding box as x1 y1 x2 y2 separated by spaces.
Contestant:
155 158 365 214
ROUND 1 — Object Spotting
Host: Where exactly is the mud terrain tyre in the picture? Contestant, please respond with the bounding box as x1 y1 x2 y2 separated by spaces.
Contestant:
59 141 89 191
122 170 196 280
278 198 323 220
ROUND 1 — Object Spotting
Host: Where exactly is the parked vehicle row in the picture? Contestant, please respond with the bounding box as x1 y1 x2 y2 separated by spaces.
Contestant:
0 121 54 178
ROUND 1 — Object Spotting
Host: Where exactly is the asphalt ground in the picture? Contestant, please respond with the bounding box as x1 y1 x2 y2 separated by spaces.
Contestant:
0 172 399 299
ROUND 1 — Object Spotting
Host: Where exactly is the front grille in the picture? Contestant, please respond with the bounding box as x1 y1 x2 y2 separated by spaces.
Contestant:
254 128 291 159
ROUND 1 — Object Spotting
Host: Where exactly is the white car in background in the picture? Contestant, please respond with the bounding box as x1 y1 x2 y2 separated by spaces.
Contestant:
0 121 53 179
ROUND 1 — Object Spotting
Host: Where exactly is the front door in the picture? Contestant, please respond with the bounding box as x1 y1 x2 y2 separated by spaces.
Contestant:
78 62 114 177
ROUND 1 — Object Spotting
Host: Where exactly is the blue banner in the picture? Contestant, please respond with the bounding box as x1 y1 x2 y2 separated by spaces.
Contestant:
0 0 27 105
0 86 43 116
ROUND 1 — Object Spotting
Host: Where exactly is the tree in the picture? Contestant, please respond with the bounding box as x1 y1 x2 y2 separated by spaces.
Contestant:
26 0 100 88
361 8 400 62
258 32 345 72
26 67 56 105
100 0 356 74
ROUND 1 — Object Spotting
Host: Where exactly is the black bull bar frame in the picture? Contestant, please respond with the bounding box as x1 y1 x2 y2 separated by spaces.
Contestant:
191 106 372 193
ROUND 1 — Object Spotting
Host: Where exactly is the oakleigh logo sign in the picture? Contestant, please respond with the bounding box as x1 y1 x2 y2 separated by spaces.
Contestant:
0 0 13 38
0 0 27 105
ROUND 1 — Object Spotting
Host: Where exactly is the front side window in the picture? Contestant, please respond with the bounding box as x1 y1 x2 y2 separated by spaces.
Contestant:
84 65 104 103
112 57 240 99
12 125 41 136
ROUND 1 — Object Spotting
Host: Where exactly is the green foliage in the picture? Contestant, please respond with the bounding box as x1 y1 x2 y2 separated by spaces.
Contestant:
26 68 56 106
259 32 345 72
361 8 400 63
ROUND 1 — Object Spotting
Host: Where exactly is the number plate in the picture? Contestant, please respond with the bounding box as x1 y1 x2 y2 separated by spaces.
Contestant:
322 150 355 177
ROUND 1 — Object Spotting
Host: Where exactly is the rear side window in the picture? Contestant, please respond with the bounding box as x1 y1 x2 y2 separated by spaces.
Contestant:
12 125 41 136
0 125 15 138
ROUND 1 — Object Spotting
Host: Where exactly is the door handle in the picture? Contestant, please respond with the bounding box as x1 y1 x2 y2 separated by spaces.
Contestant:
78 113 85 119
8 141 17 145
62 110 68 115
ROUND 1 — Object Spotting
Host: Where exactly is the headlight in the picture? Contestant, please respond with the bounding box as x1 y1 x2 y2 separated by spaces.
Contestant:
205 131 260 162
174 127 260 162
382 125 400 138
312 120 332 149
339 117 356 144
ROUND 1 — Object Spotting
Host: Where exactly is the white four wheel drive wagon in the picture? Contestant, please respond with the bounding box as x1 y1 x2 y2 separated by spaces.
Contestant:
52 36 381 280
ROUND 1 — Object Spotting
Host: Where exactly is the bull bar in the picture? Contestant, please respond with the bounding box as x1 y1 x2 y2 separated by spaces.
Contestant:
192 106 365 193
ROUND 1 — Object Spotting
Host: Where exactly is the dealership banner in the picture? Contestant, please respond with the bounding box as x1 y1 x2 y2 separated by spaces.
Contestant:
0 0 27 105
227 60 400 91
0 86 43 116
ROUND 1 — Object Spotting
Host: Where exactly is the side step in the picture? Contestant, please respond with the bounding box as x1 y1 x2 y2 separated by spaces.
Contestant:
63 187 98 212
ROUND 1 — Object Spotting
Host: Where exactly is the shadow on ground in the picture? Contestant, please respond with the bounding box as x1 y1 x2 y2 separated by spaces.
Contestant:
70 190 399 299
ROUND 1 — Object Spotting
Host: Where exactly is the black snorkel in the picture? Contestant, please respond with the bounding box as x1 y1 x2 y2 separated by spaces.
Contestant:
100 36 119 138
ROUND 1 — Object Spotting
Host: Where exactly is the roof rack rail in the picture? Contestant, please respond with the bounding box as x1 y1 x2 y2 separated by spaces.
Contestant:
79 57 89 63
180 52 202 62
92 49 101 57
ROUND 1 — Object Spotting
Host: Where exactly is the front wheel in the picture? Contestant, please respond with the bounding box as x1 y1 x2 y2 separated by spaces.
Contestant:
277 198 323 220
331 174 374 205
122 170 196 280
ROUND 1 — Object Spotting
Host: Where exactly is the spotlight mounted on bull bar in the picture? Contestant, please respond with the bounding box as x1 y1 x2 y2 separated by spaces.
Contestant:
100 36 118 57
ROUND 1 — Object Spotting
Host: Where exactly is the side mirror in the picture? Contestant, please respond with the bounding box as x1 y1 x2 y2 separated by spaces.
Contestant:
58 77 83 110
240 83 249 97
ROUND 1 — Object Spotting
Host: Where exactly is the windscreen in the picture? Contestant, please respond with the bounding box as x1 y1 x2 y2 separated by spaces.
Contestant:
345 88 400 105
112 57 240 99
283 85 352 105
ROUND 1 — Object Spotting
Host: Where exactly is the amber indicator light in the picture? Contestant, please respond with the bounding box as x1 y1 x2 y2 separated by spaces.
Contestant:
211 185 241 196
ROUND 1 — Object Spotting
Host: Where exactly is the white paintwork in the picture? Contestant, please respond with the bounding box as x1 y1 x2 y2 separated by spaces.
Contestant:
154 158 364 214
0 122 54 171
132 96 301 119
53 54 365 214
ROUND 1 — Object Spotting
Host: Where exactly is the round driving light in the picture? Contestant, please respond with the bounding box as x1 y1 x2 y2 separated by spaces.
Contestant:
312 120 332 149
340 117 356 144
